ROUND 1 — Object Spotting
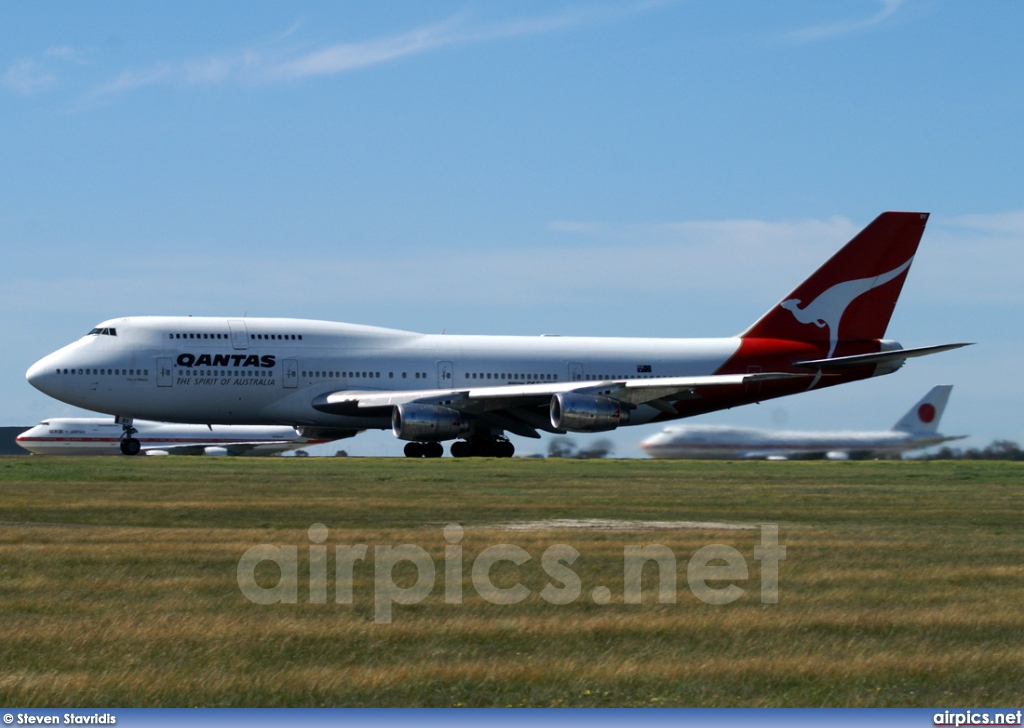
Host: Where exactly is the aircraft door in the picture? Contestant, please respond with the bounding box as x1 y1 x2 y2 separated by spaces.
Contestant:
157 358 173 388
437 361 454 389
228 320 249 350
283 359 298 389
568 362 584 381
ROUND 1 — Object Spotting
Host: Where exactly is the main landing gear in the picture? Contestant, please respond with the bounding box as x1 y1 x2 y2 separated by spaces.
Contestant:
117 417 141 456
402 437 516 458
404 441 444 458
450 437 515 458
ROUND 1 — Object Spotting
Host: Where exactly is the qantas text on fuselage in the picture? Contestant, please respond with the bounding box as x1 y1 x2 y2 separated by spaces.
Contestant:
26 212 969 458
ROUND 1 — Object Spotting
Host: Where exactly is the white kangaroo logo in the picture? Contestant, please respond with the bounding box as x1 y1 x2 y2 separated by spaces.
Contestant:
780 256 913 358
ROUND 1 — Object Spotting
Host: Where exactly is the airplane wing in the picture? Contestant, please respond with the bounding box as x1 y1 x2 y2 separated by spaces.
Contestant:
312 371 816 439
141 444 209 456
737 451 792 460
140 427 361 456
141 441 308 456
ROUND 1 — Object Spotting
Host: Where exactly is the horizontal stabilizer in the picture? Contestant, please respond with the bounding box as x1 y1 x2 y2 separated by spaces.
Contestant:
792 343 972 370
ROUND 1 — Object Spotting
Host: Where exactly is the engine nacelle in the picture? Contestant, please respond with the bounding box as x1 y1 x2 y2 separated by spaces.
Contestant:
550 393 629 433
872 340 905 377
392 403 468 442
296 426 361 441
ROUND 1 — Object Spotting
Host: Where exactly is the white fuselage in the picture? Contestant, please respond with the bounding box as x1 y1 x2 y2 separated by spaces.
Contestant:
15 417 324 456
25 316 749 428
640 424 958 460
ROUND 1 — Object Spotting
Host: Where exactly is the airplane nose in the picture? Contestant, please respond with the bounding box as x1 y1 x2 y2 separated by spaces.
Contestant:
26 358 51 393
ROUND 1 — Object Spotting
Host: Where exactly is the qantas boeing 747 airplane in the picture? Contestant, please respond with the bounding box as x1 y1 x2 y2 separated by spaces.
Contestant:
26 212 968 457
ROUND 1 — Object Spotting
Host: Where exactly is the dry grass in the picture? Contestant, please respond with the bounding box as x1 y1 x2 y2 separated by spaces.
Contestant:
0 457 1022 706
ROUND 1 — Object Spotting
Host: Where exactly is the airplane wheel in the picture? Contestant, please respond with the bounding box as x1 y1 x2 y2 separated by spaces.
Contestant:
426 442 444 458
404 442 423 458
120 438 141 456
451 439 513 458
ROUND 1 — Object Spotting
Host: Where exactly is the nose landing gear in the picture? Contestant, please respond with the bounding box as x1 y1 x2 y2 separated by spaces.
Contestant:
116 416 141 456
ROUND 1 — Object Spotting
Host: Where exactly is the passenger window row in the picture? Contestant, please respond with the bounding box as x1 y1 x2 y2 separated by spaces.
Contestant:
301 371 433 381
55 368 147 376
304 371 381 379
465 372 558 381
168 333 303 341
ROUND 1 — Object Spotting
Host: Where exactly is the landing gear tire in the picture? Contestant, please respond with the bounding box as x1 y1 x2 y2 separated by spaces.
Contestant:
404 442 444 458
117 418 140 456
450 438 515 458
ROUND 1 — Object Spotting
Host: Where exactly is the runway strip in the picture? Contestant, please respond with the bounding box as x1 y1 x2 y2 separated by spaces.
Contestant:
487 518 755 531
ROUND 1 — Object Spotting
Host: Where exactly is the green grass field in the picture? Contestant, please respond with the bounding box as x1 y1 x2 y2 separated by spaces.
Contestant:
1 457 1021 707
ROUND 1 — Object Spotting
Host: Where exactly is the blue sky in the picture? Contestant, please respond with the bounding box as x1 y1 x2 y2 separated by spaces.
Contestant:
3 1 1021 457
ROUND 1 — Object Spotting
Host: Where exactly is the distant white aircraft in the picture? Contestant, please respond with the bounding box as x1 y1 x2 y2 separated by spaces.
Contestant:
640 385 965 460
26 212 969 457
15 418 353 456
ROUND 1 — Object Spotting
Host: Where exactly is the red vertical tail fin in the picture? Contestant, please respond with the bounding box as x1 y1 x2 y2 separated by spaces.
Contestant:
740 211 929 356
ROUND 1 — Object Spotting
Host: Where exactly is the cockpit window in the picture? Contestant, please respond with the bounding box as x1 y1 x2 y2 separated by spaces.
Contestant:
87 327 117 336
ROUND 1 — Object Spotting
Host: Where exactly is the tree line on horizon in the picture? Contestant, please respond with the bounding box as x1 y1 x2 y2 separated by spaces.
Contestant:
917 439 1024 461
545 437 1024 461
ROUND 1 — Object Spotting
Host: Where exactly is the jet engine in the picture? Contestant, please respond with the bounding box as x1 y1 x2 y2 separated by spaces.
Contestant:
295 426 361 441
550 393 629 433
392 403 468 441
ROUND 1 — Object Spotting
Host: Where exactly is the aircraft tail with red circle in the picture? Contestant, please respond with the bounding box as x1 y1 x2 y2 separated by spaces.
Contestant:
891 384 953 434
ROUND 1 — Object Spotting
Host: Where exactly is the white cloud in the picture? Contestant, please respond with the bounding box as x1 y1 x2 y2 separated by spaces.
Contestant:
45 46 88 64
10 210 1017 342
268 16 465 80
0 215 861 319
2 58 55 95
96 64 175 95
915 212 1024 305
91 2 665 96
784 0 904 43
3 45 89 95
945 211 1024 237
